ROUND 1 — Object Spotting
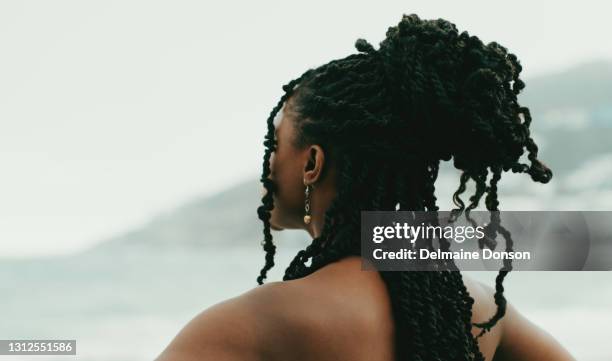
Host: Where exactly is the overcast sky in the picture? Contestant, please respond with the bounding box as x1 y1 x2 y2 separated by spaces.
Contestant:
1 0 611 258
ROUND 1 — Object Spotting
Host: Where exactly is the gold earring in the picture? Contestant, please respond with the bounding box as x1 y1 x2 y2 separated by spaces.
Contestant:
304 183 312 224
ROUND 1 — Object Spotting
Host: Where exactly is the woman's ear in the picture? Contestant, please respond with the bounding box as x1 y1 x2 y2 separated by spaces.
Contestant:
303 145 325 185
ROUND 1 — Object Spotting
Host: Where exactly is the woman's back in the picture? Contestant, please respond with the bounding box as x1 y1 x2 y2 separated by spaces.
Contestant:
158 255 548 361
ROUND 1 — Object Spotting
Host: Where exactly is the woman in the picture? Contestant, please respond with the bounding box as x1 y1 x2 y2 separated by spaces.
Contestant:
156 14 575 361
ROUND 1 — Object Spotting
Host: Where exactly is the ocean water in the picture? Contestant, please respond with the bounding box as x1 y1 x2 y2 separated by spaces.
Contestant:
0 245 610 361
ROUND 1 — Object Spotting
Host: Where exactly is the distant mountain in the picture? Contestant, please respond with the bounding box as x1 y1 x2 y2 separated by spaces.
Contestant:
85 179 309 253
521 60 612 114
515 60 612 177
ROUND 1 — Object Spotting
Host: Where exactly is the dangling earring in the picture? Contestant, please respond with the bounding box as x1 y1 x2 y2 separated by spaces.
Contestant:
303 183 312 225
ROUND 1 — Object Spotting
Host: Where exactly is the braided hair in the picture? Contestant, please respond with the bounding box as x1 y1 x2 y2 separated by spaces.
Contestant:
256 14 552 361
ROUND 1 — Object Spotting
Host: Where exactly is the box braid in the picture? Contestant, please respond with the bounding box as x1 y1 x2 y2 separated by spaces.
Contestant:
256 14 552 361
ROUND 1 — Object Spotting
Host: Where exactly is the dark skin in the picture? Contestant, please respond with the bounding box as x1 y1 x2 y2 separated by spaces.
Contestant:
266 97 337 237
155 96 576 361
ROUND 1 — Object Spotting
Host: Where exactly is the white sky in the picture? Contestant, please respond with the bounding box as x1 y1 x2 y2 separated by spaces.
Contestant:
1 0 611 258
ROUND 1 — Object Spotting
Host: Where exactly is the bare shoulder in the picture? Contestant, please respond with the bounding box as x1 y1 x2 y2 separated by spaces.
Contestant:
491 295 576 360
154 281 281 361
461 274 575 361
461 274 502 329
155 257 394 361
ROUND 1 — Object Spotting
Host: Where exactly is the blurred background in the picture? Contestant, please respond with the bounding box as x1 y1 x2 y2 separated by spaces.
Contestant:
1 1 611 360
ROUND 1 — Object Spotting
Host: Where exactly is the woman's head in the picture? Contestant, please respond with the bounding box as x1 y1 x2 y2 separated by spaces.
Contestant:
263 13 551 243
257 14 552 361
